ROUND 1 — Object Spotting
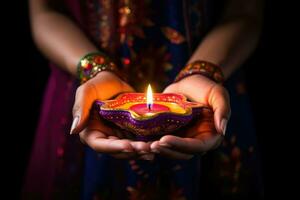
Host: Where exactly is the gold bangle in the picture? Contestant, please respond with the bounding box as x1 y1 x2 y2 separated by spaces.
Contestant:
77 52 123 84
174 60 224 84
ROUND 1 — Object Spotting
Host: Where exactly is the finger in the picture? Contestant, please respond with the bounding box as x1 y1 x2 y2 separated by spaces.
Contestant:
208 85 231 135
121 83 135 94
130 141 151 154
162 82 179 93
184 108 216 138
151 141 193 160
71 83 97 134
79 129 134 153
108 136 119 140
158 134 223 153
84 110 116 136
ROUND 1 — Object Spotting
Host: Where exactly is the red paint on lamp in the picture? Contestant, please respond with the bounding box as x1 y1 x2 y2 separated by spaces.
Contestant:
130 103 170 115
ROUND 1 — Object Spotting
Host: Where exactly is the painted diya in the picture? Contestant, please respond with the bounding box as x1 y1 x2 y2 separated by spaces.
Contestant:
95 85 207 140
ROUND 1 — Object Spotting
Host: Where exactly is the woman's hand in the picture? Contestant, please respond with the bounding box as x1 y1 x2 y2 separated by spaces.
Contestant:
71 71 154 160
150 74 231 159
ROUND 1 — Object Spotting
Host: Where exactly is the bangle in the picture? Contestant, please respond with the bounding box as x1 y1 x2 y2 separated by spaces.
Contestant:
77 52 123 84
174 60 224 84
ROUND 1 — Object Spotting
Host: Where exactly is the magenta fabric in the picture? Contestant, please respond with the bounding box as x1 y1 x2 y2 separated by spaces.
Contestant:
22 66 78 199
22 1 85 198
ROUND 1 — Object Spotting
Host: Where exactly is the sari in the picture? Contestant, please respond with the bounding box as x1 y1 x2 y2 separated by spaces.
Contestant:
23 0 263 199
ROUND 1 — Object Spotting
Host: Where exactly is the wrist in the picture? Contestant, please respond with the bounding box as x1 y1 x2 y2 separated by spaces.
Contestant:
77 52 124 84
93 70 124 83
177 74 216 92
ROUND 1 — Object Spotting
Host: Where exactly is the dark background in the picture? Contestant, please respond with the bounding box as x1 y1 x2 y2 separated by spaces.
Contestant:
3 0 272 198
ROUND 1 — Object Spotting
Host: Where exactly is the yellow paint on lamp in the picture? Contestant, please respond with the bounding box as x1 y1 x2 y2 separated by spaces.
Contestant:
116 101 186 114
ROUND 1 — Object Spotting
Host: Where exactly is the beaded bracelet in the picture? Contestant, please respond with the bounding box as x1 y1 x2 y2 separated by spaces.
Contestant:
174 60 224 84
77 52 123 84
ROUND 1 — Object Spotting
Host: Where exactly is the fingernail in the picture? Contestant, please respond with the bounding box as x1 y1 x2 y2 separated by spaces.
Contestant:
123 149 134 153
220 118 228 136
151 149 160 153
70 116 79 134
138 151 149 155
141 154 154 160
159 143 171 148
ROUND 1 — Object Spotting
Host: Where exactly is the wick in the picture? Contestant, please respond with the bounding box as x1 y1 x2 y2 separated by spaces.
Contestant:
147 104 152 111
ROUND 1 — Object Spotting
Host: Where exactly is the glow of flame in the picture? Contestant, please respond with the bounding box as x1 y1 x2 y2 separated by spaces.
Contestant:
146 84 153 110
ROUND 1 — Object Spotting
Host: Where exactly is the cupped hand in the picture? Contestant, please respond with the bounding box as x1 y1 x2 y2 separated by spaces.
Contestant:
71 71 154 160
151 74 231 159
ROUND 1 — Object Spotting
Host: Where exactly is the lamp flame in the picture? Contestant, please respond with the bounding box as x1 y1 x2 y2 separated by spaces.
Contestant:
146 84 153 110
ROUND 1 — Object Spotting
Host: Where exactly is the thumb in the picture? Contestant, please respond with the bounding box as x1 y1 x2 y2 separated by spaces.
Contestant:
70 84 96 134
208 85 231 136
162 82 179 93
